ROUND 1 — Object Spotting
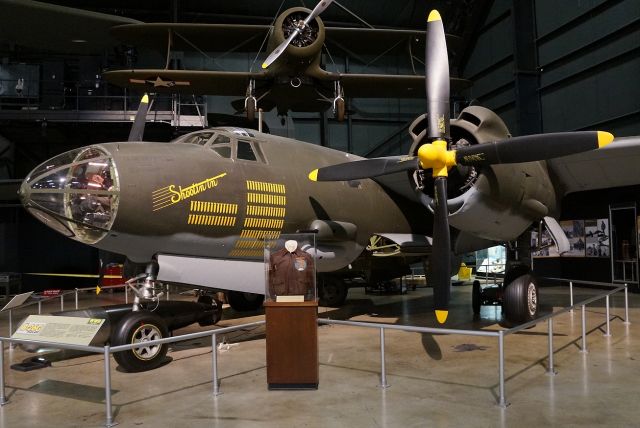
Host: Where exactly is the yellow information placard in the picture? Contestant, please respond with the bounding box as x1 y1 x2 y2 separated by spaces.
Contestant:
12 315 105 346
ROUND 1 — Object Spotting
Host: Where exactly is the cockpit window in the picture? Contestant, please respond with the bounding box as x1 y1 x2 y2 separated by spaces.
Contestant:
237 140 257 161
209 134 231 158
182 132 214 145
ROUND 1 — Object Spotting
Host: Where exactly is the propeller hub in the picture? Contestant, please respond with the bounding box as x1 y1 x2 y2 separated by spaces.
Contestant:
417 139 457 177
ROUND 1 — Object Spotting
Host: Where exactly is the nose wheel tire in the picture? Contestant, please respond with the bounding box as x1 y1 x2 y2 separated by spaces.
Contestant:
112 311 169 372
227 291 264 312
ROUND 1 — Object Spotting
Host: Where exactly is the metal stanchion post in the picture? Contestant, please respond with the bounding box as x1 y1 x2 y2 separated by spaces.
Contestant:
580 305 588 353
0 339 7 405
103 345 117 427
569 281 574 312
604 295 611 337
378 328 389 388
38 301 42 315
212 333 221 396
60 294 64 311
125 287 128 304
75 288 79 310
546 318 557 375
8 310 12 337
624 284 630 325
498 331 508 407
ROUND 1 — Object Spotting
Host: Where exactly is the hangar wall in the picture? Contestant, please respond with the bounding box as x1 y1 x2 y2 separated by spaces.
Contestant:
462 0 640 137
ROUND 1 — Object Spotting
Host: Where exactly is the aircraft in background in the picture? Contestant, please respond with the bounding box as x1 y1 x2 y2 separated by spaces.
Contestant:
17 10 633 372
98 0 471 121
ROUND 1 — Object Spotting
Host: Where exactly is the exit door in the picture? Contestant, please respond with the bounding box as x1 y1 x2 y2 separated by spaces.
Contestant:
609 205 638 285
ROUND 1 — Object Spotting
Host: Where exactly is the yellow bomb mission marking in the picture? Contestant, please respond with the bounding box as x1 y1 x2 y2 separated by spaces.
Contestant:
153 173 227 211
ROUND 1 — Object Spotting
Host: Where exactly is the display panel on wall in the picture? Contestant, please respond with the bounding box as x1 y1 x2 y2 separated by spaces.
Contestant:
560 220 585 257
532 219 609 258
585 219 610 258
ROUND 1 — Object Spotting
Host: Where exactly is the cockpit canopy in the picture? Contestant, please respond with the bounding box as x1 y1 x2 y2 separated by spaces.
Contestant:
20 146 119 244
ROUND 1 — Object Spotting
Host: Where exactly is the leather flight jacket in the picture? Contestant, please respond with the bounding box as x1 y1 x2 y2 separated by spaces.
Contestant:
268 247 314 298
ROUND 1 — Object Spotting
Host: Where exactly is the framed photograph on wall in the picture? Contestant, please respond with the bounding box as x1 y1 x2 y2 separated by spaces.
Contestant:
560 220 585 257
585 219 610 257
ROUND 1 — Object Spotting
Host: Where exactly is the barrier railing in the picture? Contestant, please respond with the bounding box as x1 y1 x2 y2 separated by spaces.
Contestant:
0 320 265 427
0 280 631 425
319 281 629 408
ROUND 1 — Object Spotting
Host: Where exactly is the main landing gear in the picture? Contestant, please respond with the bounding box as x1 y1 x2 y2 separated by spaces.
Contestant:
472 264 539 324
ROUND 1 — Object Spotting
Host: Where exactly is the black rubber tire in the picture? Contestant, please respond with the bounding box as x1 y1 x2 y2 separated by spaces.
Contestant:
472 280 481 314
503 264 531 288
335 98 345 122
112 311 169 372
227 291 264 311
246 98 256 122
197 295 223 325
503 273 539 324
319 277 348 306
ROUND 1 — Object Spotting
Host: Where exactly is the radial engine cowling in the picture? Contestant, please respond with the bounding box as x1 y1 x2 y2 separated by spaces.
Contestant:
408 106 559 243
269 7 326 69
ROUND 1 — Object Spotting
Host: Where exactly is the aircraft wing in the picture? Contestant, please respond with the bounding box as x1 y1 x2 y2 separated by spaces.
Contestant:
339 73 471 98
102 69 267 95
0 0 141 54
109 23 271 52
547 136 640 196
325 27 463 58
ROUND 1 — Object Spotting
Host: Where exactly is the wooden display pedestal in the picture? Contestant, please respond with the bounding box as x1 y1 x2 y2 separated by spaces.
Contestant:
264 301 318 390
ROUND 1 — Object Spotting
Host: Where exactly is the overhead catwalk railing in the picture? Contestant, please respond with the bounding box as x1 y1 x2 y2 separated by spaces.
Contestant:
0 281 631 426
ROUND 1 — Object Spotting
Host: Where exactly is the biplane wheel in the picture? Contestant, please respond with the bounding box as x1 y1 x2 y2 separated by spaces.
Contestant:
335 98 345 122
246 99 256 122
227 291 264 311
503 271 539 324
112 311 169 372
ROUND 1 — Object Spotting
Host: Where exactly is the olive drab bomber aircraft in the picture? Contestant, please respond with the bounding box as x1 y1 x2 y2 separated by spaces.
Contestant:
18 8 636 373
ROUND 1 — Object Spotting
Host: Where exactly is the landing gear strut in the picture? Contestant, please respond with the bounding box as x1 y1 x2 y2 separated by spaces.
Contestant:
245 79 257 121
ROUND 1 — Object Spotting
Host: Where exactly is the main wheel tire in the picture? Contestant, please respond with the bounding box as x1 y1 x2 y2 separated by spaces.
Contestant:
319 277 348 306
227 291 264 311
112 311 169 372
503 273 539 324
335 98 345 122
472 280 481 314
246 99 256 122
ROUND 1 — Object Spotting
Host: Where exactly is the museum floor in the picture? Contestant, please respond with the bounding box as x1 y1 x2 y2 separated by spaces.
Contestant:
0 280 637 428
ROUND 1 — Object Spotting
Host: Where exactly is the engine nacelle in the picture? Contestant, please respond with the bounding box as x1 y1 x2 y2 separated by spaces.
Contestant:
268 7 326 72
408 106 559 242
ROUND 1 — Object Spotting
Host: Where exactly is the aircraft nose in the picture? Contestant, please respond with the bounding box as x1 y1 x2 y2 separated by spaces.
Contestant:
21 145 120 244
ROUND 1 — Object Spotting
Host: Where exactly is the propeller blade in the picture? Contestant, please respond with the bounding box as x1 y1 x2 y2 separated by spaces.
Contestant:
430 177 451 324
426 10 450 141
262 0 334 69
308 156 418 182
455 131 614 166
127 93 150 142
305 0 334 24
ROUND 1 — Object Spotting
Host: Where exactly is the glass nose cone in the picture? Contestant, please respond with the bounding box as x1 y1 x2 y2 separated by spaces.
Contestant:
21 146 119 244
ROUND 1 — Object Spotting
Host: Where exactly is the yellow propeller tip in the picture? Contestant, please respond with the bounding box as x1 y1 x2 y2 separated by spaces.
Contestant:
141 94 149 104
435 310 448 324
597 131 614 148
308 169 318 181
96 286 101 295
428 10 442 22
261 62 268 69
